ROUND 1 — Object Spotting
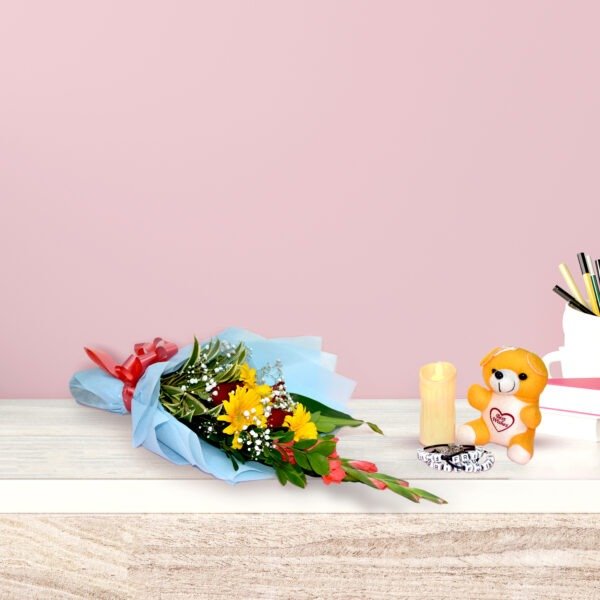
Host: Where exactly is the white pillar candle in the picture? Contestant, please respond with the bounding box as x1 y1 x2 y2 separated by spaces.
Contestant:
419 361 456 445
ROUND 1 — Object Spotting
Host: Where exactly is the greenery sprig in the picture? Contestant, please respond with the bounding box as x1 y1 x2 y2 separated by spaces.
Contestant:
160 337 247 422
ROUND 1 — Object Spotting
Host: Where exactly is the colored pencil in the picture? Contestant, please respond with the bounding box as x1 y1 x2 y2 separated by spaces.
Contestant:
577 253 600 315
553 284 596 315
558 262 588 307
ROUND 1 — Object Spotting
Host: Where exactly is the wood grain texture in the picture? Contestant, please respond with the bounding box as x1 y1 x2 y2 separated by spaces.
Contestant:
1 514 599 599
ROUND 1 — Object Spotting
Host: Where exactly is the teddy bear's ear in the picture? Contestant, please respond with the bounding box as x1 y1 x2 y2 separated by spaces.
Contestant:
526 352 548 377
480 347 503 366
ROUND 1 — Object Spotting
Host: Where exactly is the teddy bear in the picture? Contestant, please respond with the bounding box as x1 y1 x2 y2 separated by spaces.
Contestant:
456 347 548 464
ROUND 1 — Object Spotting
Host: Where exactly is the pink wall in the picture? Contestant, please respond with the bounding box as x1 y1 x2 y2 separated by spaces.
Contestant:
2 2 600 399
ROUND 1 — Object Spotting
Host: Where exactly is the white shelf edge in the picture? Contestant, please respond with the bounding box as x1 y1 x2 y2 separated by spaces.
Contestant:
0 479 598 514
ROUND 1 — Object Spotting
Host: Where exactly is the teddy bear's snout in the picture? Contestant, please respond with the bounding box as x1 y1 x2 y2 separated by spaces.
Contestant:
489 368 520 394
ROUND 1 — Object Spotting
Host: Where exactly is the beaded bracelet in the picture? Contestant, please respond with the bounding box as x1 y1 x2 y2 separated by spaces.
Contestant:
417 444 495 473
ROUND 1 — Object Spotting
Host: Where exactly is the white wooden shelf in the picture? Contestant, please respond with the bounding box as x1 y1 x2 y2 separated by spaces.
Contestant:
0 399 598 513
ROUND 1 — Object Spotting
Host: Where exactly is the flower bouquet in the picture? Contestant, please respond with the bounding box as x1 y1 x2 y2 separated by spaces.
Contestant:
70 328 445 504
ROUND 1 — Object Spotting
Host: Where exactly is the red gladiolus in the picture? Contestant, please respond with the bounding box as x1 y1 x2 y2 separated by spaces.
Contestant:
274 441 296 465
322 457 346 485
369 478 388 490
210 381 242 405
348 460 378 473
321 438 344 484
323 436 340 463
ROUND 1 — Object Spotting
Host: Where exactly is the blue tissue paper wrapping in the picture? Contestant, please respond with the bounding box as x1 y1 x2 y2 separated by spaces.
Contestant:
69 328 356 483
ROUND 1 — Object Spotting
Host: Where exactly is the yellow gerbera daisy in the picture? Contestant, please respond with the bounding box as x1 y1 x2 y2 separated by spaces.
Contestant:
239 363 272 398
283 403 317 442
217 387 266 449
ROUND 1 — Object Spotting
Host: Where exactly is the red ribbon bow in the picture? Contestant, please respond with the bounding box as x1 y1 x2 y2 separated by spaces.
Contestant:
84 338 179 412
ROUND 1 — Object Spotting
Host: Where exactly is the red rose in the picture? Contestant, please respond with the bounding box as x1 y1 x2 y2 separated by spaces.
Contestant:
210 381 243 405
267 408 291 428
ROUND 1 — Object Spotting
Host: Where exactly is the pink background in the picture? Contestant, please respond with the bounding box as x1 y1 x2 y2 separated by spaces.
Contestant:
2 2 600 399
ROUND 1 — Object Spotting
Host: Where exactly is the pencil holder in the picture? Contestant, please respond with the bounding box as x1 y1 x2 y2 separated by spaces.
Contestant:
543 304 600 377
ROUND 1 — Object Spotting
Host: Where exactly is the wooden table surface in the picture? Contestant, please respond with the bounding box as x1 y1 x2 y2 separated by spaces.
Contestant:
1 399 599 598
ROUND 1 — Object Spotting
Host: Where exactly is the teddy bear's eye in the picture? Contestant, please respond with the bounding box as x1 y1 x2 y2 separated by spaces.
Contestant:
518 373 528 380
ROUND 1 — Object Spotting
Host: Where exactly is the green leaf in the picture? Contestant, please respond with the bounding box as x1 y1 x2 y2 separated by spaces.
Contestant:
159 383 221 421
312 415 364 433
291 393 383 435
205 403 223 418
182 337 200 371
226 453 240 472
275 467 288 486
292 450 310 470
362 471 409 487
217 363 240 383
409 487 447 505
228 448 246 465
264 450 285 470
162 385 184 397
307 452 330 476
283 465 307 488
205 338 220 362
367 422 384 435
274 430 294 443
311 441 336 456
344 467 399 495
291 393 359 421
181 393 211 413
385 480 421 503
292 439 318 451
231 342 247 365
343 465 445 504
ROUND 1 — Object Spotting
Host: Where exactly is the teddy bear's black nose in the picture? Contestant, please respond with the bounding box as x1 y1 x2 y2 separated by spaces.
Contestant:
494 371 504 380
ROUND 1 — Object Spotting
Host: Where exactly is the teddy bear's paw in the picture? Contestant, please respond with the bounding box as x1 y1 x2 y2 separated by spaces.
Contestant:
507 444 531 464
456 424 476 445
